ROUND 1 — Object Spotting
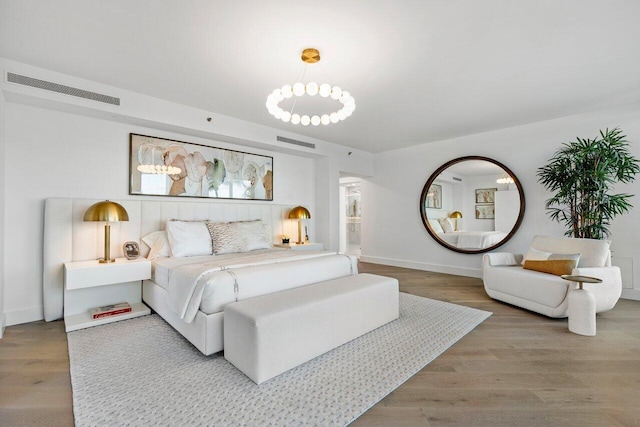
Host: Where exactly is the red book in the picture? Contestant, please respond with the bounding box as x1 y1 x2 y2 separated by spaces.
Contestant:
92 308 132 319
90 302 132 319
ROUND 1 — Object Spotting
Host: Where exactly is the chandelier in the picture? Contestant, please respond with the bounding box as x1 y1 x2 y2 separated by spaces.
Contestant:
137 144 182 175
496 174 515 184
266 48 356 126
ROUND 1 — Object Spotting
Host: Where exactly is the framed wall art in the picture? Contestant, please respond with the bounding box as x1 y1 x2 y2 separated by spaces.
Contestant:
130 134 273 200
475 188 496 204
475 204 495 219
424 184 442 209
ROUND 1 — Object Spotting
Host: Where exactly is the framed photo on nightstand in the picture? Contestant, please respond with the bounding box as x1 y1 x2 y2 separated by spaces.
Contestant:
123 241 140 260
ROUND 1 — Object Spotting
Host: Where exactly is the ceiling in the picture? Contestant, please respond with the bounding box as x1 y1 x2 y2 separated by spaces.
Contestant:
1 0 639 153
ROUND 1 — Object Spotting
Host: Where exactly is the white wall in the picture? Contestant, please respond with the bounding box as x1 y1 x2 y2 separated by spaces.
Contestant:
0 89 6 336
362 103 640 300
2 103 318 325
0 60 374 326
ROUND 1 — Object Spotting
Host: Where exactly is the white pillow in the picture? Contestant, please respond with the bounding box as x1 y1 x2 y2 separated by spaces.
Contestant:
237 221 272 251
522 247 552 264
438 218 454 233
428 219 444 233
166 220 213 258
141 230 171 260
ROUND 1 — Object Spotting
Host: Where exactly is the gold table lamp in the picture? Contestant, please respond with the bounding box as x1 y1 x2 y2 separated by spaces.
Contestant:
84 200 129 263
449 211 462 231
288 206 311 244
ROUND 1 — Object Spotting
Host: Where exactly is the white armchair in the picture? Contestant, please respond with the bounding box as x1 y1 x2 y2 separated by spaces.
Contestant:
482 236 622 317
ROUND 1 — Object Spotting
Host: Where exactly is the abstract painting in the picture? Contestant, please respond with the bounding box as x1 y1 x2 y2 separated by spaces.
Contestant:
130 134 273 200
475 204 495 219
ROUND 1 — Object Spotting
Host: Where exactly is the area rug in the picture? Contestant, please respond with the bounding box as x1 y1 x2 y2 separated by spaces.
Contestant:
67 293 491 426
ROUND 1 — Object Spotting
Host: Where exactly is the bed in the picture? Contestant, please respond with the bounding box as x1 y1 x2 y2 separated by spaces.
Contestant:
42 197 357 355
426 217 506 249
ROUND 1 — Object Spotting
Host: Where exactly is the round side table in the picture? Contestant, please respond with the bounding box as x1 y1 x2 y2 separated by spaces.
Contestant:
561 275 602 336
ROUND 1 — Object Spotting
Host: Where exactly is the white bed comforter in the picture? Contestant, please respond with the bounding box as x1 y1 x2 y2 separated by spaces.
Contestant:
164 250 357 322
438 231 507 249
456 231 506 249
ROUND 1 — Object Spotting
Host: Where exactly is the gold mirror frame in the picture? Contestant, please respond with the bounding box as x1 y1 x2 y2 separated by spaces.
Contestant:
419 156 526 254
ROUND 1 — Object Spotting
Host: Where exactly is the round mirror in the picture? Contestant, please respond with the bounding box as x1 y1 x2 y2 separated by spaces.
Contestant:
419 156 525 254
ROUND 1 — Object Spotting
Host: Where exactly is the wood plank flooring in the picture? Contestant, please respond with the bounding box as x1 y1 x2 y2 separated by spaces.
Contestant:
1 262 639 426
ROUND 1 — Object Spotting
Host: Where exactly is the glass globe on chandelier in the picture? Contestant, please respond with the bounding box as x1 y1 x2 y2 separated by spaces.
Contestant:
496 174 515 184
136 144 182 175
266 48 356 126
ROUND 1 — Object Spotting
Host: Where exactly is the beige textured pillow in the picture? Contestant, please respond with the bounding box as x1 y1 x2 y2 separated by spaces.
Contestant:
523 259 577 276
207 221 246 254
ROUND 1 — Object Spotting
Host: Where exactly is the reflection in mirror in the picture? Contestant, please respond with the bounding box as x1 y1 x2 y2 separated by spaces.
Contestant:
419 156 525 254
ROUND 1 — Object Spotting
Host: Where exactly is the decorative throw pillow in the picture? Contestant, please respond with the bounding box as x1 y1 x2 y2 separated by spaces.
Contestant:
438 218 454 233
207 221 246 254
166 220 212 258
522 247 551 264
141 230 171 259
207 220 273 254
237 221 272 251
523 259 577 276
428 219 444 233
522 247 581 266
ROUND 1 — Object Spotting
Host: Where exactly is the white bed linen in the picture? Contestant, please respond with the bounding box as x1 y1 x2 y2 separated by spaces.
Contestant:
457 231 506 249
152 248 290 288
437 231 507 249
157 250 356 322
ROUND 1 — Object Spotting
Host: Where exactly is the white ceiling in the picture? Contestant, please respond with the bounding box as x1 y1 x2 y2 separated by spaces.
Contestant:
1 0 639 153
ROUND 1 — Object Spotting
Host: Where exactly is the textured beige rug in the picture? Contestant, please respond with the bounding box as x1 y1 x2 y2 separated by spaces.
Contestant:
67 293 491 426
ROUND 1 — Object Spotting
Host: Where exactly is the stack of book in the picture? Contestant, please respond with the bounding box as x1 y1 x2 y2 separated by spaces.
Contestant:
90 302 132 319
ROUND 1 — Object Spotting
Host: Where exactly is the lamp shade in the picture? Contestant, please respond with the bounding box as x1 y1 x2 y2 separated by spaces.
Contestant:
84 201 129 222
288 206 311 220
449 211 463 219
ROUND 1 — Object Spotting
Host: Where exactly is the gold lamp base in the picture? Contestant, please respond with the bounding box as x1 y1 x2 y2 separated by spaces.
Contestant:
98 223 116 263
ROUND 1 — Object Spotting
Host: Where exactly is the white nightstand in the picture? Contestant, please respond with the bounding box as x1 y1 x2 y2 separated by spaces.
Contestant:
274 242 324 251
63 258 151 332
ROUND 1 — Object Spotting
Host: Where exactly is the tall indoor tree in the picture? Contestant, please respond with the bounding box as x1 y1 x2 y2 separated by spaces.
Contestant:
537 128 639 239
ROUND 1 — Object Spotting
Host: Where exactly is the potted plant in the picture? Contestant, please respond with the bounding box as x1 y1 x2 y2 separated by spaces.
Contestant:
537 127 639 239
281 234 290 244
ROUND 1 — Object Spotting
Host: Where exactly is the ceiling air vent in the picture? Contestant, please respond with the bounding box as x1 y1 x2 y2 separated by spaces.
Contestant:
6 72 120 106
277 136 315 149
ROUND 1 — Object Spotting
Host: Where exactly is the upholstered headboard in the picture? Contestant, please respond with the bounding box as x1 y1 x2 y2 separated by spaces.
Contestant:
43 197 296 321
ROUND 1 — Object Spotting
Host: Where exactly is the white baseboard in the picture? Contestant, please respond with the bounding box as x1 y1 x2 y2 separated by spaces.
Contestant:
359 255 482 279
0 313 5 338
621 288 640 301
5 305 44 327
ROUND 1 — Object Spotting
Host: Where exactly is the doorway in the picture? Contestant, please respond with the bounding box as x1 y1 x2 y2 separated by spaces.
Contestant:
339 176 361 258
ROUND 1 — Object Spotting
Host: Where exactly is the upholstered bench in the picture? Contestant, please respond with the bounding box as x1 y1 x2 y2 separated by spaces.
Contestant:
223 273 399 384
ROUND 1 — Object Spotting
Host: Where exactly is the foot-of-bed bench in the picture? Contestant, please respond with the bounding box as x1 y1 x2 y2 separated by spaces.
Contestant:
223 273 400 384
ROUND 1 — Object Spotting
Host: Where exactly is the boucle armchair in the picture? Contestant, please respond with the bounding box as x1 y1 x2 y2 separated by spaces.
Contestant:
482 235 622 317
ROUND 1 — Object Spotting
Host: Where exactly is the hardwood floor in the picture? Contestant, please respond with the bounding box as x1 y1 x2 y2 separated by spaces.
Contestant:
1 262 639 426
0 319 73 426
